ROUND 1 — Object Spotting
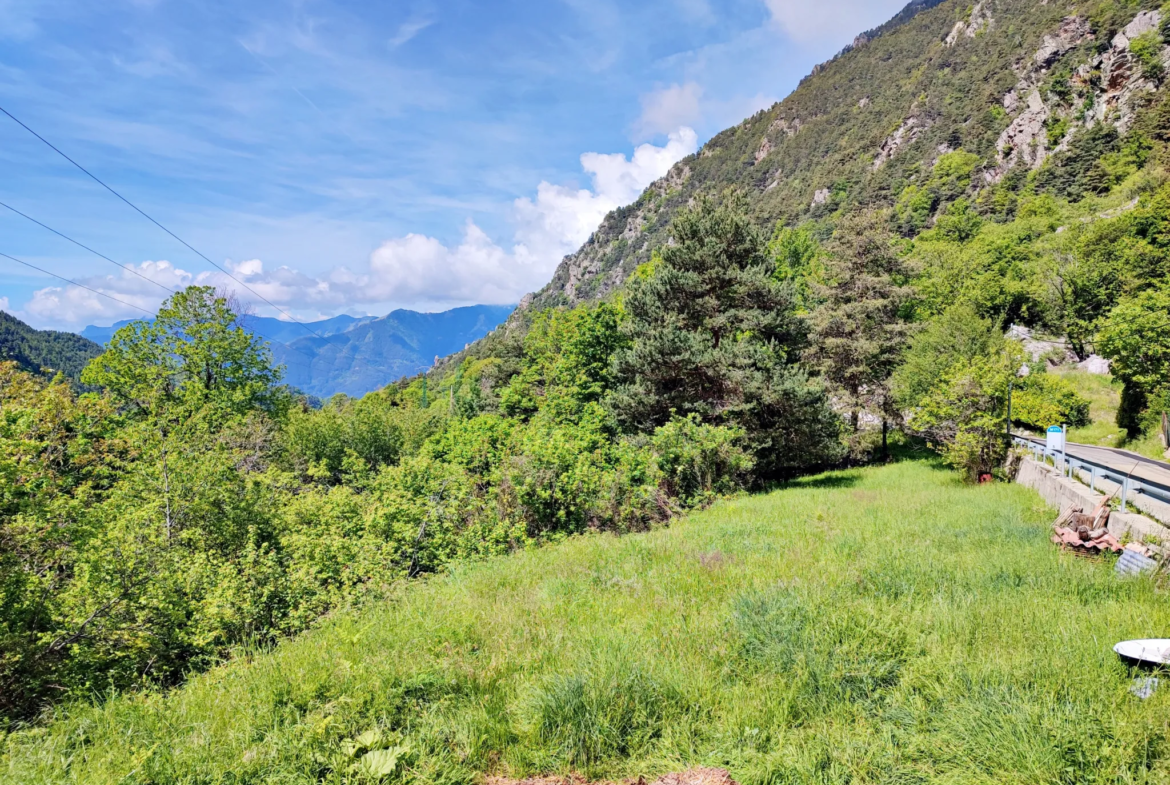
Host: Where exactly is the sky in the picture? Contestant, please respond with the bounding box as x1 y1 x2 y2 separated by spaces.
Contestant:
0 0 910 330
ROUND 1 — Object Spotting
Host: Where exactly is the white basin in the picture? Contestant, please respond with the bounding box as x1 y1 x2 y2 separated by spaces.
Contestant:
1114 639 1170 667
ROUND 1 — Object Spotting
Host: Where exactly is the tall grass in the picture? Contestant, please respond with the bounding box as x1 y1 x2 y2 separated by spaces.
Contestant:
4 459 1170 784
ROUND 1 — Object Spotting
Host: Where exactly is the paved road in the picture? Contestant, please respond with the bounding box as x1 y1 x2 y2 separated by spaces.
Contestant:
1016 434 1170 493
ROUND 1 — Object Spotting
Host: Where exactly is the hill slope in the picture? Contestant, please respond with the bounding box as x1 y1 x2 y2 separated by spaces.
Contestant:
0 311 102 381
6 459 1167 783
515 0 1162 314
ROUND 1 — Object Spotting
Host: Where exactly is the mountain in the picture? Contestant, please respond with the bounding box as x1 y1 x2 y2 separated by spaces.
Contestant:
81 305 515 399
80 313 374 347
0 311 102 382
501 0 1155 316
272 305 515 398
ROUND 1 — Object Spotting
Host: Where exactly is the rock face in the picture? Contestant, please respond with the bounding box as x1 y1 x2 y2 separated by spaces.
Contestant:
1033 16 1092 67
990 10 1170 180
996 88 1050 172
874 114 929 170
946 0 992 46
1085 10 1166 134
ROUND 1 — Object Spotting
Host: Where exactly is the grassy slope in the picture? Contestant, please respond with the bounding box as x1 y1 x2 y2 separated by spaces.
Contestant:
1052 368 1168 460
6 460 1170 784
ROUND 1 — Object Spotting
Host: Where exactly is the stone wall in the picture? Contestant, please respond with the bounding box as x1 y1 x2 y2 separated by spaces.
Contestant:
1015 457 1170 552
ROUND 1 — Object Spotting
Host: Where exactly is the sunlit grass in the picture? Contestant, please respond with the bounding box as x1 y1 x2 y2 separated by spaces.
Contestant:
1053 368 1167 460
4 459 1170 784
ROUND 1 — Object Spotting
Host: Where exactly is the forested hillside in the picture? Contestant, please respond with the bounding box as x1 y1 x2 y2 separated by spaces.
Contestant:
6 0 1170 744
0 311 101 382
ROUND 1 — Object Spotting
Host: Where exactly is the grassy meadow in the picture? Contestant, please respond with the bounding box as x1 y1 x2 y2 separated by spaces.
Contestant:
5 458 1170 784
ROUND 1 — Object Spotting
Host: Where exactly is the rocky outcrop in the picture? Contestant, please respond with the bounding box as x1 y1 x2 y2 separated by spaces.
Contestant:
767 117 802 137
946 0 993 46
990 11 1170 180
873 114 930 169
995 88 1050 173
1033 15 1092 67
1084 10 1167 134
754 137 773 163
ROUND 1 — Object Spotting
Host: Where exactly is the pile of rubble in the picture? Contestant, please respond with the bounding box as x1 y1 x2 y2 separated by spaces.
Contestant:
1051 504 1122 555
1050 501 1163 571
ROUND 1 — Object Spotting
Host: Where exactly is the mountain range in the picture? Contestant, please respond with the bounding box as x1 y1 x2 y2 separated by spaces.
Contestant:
81 304 515 399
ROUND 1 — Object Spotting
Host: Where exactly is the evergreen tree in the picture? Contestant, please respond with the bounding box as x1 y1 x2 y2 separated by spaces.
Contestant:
807 210 913 455
610 193 841 477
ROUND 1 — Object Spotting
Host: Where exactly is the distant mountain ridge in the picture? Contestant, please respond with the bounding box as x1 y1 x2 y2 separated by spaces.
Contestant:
1 311 102 382
82 304 515 399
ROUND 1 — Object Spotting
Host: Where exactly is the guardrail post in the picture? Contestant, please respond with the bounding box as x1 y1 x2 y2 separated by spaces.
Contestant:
1090 467 1096 493
1122 477 1129 512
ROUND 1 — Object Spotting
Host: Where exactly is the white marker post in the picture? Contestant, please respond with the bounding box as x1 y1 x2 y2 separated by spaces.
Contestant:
1047 425 1066 474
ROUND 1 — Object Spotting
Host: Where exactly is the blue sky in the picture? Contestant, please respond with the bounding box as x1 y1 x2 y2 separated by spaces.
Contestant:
0 0 909 329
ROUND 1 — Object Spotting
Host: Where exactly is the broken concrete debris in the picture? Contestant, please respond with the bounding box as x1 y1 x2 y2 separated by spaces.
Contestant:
1051 503 1123 554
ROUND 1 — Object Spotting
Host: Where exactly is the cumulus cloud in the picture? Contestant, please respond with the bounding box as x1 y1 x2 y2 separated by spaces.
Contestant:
25 129 700 326
634 83 703 140
764 0 905 44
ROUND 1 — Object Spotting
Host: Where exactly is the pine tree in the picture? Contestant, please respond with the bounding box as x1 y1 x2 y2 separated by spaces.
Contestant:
610 193 841 477
807 210 914 455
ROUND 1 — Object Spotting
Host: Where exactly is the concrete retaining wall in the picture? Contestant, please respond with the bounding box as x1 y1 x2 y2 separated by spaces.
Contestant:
1015 457 1170 551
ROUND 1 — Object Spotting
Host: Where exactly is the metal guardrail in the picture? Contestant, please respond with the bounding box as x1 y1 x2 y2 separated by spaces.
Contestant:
1013 436 1170 513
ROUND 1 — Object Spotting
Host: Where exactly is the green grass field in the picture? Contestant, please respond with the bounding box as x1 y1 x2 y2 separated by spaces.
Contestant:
5 459 1170 784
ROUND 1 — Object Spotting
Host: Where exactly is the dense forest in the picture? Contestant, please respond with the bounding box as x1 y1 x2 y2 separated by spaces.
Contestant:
0 311 101 382
6 0 1170 729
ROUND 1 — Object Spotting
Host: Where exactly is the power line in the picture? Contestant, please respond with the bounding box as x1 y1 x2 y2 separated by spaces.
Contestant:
0 250 155 317
0 200 176 295
0 105 394 384
0 103 330 344
0 247 329 369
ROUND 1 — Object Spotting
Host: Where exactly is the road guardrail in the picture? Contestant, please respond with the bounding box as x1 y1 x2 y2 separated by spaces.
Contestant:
1013 435 1170 513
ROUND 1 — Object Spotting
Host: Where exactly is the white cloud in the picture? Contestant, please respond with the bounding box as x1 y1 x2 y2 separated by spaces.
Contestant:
764 0 907 44
635 83 703 140
388 18 434 48
25 130 700 326
0 296 9 313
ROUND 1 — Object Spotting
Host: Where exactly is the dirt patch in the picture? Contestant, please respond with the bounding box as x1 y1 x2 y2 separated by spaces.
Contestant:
699 551 728 570
485 768 738 785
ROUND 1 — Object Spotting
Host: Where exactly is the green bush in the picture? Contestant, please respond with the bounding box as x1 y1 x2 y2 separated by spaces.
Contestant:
1131 32 1165 82
649 415 753 508
1010 373 1091 429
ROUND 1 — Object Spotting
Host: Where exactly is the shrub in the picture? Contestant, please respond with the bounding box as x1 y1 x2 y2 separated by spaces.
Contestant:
1131 32 1165 82
649 415 753 508
1010 373 1091 430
